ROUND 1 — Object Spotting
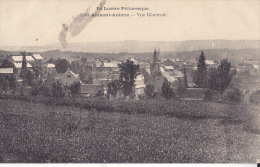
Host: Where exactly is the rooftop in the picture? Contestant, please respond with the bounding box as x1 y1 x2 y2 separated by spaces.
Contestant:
32 53 43 60
14 62 32 68
12 56 35 62
103 62 117 68
0 68 13 74
206 60 215 65
160 67 178 83
47 63 55 68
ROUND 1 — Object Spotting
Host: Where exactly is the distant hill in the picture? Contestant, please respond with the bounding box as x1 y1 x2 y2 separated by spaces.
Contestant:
0 40 259 53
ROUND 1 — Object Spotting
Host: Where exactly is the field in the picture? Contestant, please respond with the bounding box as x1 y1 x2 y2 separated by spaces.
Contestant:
0 97 260 163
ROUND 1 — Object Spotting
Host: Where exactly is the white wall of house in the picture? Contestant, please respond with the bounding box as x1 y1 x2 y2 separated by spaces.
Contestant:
56 69 81 86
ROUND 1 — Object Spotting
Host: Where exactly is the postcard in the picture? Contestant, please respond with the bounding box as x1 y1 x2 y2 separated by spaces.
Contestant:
0 0 259 164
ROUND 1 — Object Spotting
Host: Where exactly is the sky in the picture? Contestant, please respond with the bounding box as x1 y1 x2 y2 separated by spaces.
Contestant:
0 0 259 46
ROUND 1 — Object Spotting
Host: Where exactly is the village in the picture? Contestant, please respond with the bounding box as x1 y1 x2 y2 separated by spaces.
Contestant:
0 49 259 101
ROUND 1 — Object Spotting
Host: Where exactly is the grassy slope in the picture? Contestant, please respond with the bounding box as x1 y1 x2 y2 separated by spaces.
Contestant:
0 99 259 163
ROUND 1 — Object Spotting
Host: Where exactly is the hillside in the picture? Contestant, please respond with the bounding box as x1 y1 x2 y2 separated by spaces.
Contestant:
0 40 259 53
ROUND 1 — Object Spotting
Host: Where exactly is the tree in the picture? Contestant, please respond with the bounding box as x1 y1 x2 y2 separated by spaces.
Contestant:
69 82 81 100
161 79 175 99
25 70 33 86
208 59 233 94
0 74 16 95
47 57 55 64
20 51 27 79
107 79 121 98
183 67 188 88
0 75 9 95
118 59 140 97
0 59 15 68
55 59 69 73
193 51 208 88
52 81 65 98
32 62 43 78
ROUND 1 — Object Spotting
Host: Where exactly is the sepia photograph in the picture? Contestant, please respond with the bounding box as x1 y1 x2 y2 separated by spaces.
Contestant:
0 0 259 164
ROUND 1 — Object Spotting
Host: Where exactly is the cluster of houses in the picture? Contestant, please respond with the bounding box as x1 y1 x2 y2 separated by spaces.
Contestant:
237 60 260 76
0 50 259 100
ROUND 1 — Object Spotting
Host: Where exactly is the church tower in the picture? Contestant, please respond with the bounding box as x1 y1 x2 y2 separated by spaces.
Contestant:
150 48 163 92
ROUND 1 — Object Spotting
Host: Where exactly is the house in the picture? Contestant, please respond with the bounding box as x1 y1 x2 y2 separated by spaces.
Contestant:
110 60 121 68
242 60 260 76
101 62 119 72
94 59 103 68
183 64 197 87
55 68 82 86
170 58 186 69
129 58 138 64
13 62 32 76
149 50 186 93
0 68 14 94
206 60 217 68
140 68 151 85
10 56 35 63
248 64 259 76
139 62 150 69
46 63 56 75
243 60 259 65
0 68 13 74
31 53 44 62
163 59 174 67
237 65 248 75
135 74 146 99
160 67 184 89
163 65 174 71
92 71 110 85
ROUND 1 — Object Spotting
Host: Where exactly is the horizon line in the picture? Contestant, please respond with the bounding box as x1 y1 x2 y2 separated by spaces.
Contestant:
0 39 260 47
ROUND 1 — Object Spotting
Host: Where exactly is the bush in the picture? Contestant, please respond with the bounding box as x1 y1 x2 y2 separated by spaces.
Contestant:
204 89 212 101
42 86 52 97
161 80 175 99
224 87 243 103
144 84 156 99
95 90 104 97
30 83 40 96
52 82 65 98
138 94 146 100
249 90 260 104
69 82 81 100
30 80 52 97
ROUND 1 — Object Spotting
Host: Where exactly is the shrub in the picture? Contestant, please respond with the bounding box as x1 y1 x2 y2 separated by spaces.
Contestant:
69 82 81 100
224 87 243 103
138 94 146 100
161 80 175 99
144 84 156 99
95 90 104 97
107 79 120 98
52 82 65 98
249 90 260 104
208 59 233 94
30 83 40 96
204 89 212 101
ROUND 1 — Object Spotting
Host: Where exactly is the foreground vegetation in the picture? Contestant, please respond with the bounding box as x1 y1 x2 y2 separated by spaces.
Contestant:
0 97 259 163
